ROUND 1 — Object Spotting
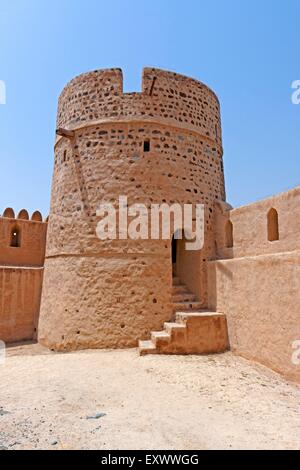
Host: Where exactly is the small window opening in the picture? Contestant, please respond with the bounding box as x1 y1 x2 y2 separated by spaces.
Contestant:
267 208 279 242
10 227 21 247
144 140 150 152
63 150 67 162
225 220 233 248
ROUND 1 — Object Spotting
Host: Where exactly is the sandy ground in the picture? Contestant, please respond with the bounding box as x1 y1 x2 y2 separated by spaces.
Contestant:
0 344 300 450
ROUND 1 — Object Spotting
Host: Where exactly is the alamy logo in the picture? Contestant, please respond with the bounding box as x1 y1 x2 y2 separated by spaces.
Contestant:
0 80 6 105
291 80 300 105
96 196 205 251
291 340 300 365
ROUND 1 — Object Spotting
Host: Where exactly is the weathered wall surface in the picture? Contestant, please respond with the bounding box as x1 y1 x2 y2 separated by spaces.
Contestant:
0 212 47 267
0 267 44 343
215 187 300 259
0 211 47 343
209 188 300 383
39 67 225 351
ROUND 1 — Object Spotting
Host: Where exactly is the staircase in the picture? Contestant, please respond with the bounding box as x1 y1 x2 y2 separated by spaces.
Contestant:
139 276 229 356
171 275 204 314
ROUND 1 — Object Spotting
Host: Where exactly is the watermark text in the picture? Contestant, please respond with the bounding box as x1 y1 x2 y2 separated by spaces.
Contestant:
96 196 204 251
291 80 300 104
0 340 6 365
0 80 6 105
291 340 300 365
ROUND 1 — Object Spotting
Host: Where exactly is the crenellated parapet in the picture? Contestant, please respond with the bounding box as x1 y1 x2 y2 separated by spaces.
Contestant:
1 207 47 222
56 67 222 148
0 207 47 343
0 208 47 267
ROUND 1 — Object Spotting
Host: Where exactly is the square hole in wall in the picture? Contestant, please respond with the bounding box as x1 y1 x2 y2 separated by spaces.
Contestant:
143 140 150 152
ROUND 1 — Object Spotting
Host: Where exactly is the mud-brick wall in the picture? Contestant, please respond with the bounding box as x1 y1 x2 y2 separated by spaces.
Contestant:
0 211 47 343
208 252 300 384
209 187 300 383
0 267 44 343
0 214 47 267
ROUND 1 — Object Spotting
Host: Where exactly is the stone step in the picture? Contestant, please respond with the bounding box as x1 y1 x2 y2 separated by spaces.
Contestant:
172 285 188 294
138 311 229 356
151 330 170 346
174 310 229 354
176 311 225 322
138 340 157 356
164 322 186 334
172 293 196 303
172 277 181 286
172 301 204 313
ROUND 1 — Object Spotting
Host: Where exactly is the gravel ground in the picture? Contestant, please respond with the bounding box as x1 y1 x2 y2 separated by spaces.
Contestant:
0 344 300 450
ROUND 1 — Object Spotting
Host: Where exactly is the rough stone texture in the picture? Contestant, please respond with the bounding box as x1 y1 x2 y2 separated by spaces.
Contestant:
40 256 172 350
39 67 225 351
208 188 300 383
0 211 47 343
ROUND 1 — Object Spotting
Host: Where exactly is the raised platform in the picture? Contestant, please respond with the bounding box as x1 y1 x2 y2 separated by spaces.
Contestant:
139 311 229 355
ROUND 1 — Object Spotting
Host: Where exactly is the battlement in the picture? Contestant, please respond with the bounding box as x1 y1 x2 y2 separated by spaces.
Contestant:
1 207 47 222
0 208 47 267
56 67 222 147
0 208 47 343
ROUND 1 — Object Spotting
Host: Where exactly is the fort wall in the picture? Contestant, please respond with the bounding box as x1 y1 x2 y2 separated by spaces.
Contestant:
208 187 300 383
2 66 298 384
0 210 47 343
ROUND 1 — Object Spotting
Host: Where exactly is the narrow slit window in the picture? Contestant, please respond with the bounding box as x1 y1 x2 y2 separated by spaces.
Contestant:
267 208 279 241
225 220 233 248
10 227 21 248
144 140 150 152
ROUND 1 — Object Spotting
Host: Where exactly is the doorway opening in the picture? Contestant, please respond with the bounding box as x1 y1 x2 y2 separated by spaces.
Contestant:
172 235 177 276
171 230 201 303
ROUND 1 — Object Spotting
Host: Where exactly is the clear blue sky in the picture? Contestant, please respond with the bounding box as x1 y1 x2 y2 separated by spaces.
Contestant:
0 0 299 217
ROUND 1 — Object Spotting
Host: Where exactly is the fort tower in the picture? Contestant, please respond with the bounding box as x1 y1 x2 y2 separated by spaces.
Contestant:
38 67 225 350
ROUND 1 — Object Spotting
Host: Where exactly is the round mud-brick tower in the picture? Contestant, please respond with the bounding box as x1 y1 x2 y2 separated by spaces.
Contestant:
38 68 225 351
